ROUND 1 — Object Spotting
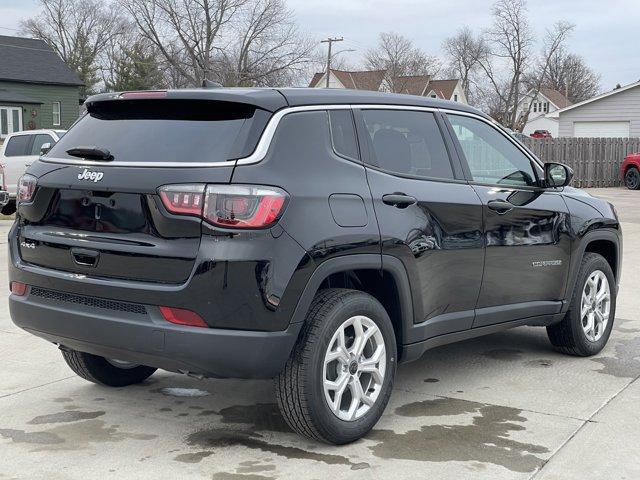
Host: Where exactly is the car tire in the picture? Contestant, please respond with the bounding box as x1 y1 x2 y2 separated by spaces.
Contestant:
275 288 397 444
624 167 640 190
1 200 16 216
547 253 616 356
61 349 157 387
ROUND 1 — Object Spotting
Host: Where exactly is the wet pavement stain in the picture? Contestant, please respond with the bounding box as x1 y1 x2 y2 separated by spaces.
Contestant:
481 349 524 361
7 419 159 452
0 429 64 445
28 411 105 425
186 429 360 468
367 397 548 473
424 378 439 383
593 336 640 378
217 403 291 433
212 473 275 480
52 397 74 403
174 451 214 463
236 461 277 474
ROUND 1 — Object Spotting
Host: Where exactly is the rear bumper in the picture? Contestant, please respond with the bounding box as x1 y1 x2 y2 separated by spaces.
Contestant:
9 289 301 379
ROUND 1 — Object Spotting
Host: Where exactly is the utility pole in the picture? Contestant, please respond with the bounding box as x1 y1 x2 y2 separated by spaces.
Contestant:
321 37 343 88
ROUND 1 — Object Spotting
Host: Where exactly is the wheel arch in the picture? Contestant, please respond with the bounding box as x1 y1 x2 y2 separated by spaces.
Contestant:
289 254 415 360
564 229 621 310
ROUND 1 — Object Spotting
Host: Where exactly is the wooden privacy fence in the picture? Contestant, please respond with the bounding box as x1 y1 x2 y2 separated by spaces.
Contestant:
521 137 640 188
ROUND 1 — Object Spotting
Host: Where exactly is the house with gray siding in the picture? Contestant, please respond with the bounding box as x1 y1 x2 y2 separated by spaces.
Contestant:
0 35 83 140
550 80 640 138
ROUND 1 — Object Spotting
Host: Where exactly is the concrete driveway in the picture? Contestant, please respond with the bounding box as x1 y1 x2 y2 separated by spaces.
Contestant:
0 187 638 479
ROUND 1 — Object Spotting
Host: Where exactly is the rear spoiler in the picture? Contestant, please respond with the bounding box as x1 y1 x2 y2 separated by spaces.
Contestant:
84 88 288 113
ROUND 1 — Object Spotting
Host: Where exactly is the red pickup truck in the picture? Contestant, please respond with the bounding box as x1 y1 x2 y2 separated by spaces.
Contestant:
622 152 640 190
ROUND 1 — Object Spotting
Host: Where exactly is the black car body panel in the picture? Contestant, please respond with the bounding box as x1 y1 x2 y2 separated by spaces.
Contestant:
8 87 622 379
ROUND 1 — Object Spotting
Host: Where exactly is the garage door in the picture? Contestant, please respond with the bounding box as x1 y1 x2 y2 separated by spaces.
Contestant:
574 121 630 138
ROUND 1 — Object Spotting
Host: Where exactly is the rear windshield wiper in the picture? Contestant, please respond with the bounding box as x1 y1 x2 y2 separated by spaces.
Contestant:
66 146 114 161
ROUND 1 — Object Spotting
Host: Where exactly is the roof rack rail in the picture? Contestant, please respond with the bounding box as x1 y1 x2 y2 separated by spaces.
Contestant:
202 79 223 89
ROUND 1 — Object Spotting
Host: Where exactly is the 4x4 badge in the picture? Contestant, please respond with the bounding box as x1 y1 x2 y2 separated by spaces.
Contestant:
77 168 104 183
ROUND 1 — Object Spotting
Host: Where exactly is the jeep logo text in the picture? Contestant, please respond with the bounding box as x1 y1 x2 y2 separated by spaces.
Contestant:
78 169 104 183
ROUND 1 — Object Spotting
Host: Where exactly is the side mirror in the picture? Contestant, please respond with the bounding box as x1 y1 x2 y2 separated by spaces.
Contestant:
40 142 52 155
544 162 573 188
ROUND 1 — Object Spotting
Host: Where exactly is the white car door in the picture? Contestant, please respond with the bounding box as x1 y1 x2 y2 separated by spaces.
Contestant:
1 134 34 197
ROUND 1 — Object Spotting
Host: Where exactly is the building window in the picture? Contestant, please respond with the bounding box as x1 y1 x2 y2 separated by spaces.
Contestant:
533 103 537 113
544 102 549 113
430 94 437 99
52 102 61 126
454 94 458 102
0 106 22 139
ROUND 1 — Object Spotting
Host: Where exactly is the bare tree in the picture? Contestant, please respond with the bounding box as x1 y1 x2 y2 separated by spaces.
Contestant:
218 0 315 86
102 27 165 92
442 27 487 103
478 0 535 128
121 0 313 87
365 32 440 93
478 0 573 129
514 20 574 129
21 0 124 95
545 48 601 103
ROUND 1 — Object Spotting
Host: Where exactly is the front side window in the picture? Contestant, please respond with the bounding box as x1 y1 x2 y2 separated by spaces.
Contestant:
448 114 537 187
361 109 454 180
4 134 32 157
30 134 54 155
52 102 61 126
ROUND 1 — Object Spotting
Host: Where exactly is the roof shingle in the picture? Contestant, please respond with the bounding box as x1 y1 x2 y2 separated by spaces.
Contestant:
0 35 83 86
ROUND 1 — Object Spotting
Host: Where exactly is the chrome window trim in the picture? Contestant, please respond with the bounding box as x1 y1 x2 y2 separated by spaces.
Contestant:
41 102 538 170
40 104 352 168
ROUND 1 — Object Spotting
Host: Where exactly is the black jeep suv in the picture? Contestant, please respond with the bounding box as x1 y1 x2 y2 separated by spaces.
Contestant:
9 88 621 444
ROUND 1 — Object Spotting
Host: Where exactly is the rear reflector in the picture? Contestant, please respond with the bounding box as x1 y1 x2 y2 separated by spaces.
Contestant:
159 306 208 328
10 282 27 296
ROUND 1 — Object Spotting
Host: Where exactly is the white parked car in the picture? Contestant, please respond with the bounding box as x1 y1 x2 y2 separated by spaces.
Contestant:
0 129 66 214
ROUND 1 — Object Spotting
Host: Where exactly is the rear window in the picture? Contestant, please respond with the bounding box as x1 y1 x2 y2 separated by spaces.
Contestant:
47 99 268 164
4 135 32 157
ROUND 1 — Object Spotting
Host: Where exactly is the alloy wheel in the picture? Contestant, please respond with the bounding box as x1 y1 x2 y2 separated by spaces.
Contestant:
322 315 386 421
580 270 611 342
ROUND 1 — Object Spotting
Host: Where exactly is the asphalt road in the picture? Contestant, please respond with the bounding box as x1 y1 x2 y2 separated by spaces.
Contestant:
0 187 639 479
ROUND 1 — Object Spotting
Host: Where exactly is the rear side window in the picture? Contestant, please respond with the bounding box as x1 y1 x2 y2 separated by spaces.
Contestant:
328 110 359 160
361 109 454 180
4 135 32 157
47 99 268 164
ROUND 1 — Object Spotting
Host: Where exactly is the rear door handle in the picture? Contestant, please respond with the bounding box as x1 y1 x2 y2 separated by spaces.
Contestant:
487 199 514 214
382 193 417 209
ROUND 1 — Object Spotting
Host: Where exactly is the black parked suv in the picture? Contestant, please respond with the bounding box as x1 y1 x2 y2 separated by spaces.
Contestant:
9 88 621 444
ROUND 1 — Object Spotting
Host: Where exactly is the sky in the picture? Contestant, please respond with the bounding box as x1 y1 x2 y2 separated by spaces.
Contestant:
1 0 638 91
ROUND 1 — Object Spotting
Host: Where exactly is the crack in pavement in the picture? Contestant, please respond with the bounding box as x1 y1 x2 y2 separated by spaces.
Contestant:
528 374 640 480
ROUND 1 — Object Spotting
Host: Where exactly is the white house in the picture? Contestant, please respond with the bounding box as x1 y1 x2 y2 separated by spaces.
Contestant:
515 88 572 137
550 80 640 138
308 70 468 104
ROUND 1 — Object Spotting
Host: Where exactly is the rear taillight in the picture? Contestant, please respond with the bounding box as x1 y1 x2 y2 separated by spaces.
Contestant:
158 184 288 229
159 306 208 328
158 184 205 217
17 174 37 203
